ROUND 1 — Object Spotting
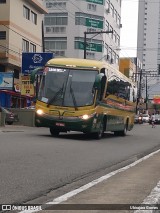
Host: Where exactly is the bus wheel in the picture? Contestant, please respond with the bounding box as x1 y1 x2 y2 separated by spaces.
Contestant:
50 128 60 137
93 121 104 139
114 124 128 136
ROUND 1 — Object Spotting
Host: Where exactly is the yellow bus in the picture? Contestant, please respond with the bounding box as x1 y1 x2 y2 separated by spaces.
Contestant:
31 58 136 139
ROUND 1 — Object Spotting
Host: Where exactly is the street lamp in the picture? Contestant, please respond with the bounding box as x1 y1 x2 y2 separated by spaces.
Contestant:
83 30 113 59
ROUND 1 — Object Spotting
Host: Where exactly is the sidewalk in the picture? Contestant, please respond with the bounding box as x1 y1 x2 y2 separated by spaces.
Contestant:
42 150 160 213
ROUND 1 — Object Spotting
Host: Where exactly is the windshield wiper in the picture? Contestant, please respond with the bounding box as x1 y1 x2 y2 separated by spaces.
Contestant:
47 84 64 107
70 86 78 111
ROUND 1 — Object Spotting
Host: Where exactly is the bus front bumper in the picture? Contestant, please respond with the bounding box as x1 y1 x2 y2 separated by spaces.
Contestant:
35 113 98 133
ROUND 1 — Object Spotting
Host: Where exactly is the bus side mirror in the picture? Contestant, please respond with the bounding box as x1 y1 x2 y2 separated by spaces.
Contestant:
93 73 104 90
30 67 43 84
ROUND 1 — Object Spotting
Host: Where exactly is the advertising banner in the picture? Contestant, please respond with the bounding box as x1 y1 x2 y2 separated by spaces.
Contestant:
153 95 160 104
21 76 34 96
0 72 14 90
22 52 54 75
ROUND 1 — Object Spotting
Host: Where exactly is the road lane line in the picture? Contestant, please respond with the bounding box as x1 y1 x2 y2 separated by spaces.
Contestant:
134 180 160 213
19 148 160 213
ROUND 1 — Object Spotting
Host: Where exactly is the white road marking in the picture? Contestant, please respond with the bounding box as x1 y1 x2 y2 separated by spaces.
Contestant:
134 180 160 213
19 148 160 213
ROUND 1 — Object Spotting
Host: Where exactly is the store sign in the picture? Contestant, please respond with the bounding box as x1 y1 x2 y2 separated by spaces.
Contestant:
22 52 54 75
153 95 160 104
78 41 102 52
0 72 13 90
86 18 103 29
21 76 34 96
86 0 103 5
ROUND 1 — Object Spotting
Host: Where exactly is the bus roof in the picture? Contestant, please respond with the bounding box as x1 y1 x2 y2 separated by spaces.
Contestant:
46 58 135 86
46 58 105 70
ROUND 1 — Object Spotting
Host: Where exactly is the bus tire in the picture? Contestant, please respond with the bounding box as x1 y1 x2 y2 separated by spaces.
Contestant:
114 123 128 136
50 128 60 137
119 124 127 136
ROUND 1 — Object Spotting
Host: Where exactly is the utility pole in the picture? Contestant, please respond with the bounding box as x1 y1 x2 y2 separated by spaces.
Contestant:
145 75 148 113
136 69 143 114
42 20 45 52
83 30 113 59
135 70 159 114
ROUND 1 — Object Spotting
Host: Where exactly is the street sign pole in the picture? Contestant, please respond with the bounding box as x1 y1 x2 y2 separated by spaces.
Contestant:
83 30 113 59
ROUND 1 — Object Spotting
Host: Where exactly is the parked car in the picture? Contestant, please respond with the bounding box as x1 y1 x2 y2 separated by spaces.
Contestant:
0 107 19 125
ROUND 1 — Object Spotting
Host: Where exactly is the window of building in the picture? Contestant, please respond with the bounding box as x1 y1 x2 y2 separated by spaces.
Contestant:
87 3 97 12
0 0 6 3
87 28 97 32
52 26 66 33
54 50 65 57
46 1 66 9
30 43 36 52
0 31 6 39
86 52 95 59
75 12 103 29
45 37 67 50
46 27 52 33
31 11 37 25
44 13 68 25
22 39 29 52
23 5 30 20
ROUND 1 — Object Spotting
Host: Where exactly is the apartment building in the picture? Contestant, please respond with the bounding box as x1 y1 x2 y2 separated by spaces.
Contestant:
43 0 122 68
0 0 47 78
137 0 160 99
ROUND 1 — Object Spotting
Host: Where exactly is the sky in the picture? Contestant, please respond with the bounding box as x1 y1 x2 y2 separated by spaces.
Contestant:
120 0 139 58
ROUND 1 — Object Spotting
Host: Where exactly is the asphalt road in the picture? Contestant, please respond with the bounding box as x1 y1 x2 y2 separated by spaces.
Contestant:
0 123 160 206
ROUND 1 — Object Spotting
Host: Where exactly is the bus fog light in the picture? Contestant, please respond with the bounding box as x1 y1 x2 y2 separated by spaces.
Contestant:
36 109 44 115
79 113 95 120
82 114 89 120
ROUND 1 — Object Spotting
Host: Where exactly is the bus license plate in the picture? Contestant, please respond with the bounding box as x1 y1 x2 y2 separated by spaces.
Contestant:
55 122 65 127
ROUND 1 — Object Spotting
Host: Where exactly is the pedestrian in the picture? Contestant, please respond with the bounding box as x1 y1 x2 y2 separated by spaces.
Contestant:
151 115 155 128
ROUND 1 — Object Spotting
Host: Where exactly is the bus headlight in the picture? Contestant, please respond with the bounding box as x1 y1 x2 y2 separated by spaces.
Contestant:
36 109 44 115
79 113 95 120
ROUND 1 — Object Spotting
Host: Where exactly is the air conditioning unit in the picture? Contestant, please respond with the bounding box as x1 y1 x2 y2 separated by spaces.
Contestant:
106 8 110 13
106 54 110 60
111 58 114 64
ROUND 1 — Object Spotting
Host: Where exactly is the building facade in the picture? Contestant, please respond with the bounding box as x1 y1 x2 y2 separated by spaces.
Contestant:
137 0 160 99
0 0 47 77
0 0 47 108
43 0 122 68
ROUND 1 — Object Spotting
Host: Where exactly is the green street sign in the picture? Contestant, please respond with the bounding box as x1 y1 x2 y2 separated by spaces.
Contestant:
86 18 103 29
86 0 103 5
77 41 102 52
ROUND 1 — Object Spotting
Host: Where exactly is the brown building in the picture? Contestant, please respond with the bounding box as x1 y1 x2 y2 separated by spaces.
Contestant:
0 0 47 108
0 0 47 77
119 57 137 82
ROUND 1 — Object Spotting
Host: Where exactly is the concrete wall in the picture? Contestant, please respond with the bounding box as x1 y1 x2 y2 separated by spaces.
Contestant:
11 109 35 127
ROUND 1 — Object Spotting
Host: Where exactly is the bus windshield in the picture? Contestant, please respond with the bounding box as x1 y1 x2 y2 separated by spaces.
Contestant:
38 67 98 107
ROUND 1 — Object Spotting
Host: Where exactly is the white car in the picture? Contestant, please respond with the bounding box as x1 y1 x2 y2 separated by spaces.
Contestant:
141 114 150 123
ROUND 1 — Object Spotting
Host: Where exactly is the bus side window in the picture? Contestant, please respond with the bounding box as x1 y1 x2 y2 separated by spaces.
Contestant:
106 80 119 96
106 78 131 100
